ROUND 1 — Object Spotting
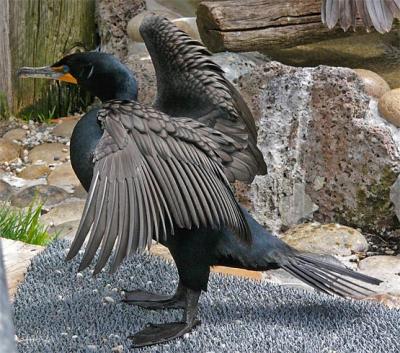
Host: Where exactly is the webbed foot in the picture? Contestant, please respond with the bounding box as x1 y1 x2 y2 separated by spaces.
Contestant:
129 319 200 347
128 286 201 347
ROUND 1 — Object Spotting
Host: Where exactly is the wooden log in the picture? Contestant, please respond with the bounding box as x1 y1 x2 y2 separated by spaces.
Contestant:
0 0 97 118
196 0 399 52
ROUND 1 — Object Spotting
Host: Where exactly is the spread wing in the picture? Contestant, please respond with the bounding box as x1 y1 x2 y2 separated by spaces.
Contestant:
139 15 267 183
321 0 400 33
66 100 250 274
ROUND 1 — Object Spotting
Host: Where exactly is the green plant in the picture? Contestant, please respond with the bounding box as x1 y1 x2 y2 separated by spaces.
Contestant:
0 202 54 246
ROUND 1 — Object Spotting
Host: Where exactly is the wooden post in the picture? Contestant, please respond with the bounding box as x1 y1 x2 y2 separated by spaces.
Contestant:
197 0 400 52
0 240 17 353
0 0 97 118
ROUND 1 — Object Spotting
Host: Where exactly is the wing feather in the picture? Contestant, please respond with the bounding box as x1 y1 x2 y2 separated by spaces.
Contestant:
68 101 250 272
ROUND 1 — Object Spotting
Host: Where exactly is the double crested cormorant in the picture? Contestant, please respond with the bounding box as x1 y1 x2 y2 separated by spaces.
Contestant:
18 15 381 348
321 0 400 33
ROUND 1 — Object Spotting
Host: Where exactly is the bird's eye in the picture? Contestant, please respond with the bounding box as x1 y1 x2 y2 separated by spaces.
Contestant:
62 65 69 73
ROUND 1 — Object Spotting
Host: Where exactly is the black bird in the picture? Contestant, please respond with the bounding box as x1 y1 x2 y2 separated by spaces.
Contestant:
321 0 400 33
18 15 381 348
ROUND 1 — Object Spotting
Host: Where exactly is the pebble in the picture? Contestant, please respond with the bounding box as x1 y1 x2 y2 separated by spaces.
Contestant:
0 138 20 163
282 223 369 256
52 118 79 138
87 345 97 350
111 345 124 353
104 296 115 304
378 88 400 127
10 184 69 209
17 164 50 180
71 335 78 340
28 143 69 164
0 180 12 200
76 273 83 279
354 69 390 98
47 161 81 190
2 128 28 142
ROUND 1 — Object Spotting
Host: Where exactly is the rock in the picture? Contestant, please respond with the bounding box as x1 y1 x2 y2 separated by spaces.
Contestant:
210 52 268 84
28 143 69 164
72 184 87 199
390 175 400 222
0 180 13 200
282 223 369 256
378 88 400 127
49 220 80 242
365 293 400 309
238 62 400 235
52 118 79 138
2 128 27 142
124 55 156 105
10 185 69 209
18 164 50 180
47 162 81 191
1 237 44 297
96 0 145 59
172 17 200 41
0 138 19 163
358 255 400 295
40 200 85 227
353 69 390 99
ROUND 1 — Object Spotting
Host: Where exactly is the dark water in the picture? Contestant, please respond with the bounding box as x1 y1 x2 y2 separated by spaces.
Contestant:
265 31 400 89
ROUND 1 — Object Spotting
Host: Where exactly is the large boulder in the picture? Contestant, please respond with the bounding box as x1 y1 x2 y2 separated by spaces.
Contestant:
237 62 400 236
96 0 145 60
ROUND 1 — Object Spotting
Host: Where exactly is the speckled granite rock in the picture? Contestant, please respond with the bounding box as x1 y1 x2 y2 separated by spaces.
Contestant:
96 0 145 60
238 62 400 235
0 180 12 200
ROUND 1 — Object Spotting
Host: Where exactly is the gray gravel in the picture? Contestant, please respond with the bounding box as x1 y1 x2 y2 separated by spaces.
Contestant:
13 240 400 353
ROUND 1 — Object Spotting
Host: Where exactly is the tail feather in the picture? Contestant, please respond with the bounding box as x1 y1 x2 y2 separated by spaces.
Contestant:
280 252 382 298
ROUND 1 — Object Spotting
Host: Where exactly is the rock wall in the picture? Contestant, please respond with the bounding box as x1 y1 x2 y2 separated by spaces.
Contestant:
238 62 400 235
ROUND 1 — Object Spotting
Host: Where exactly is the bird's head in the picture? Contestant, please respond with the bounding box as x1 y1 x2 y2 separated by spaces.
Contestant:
17 52 138 102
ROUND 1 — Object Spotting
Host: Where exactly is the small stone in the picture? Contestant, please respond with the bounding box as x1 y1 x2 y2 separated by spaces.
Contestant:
22 124 29 130
52 118 79 138
104 296 115 304
2 128 28 142
282 223 369 256
28 143 69 164
40 200 85 227
111 345 124 353
378 88 400 127
50 220 80 241
47 161 81 190
0 180 13 200
76 273 83 279
61 332 68 337
0 139 20 163
71 335 78 340
87 345 97 350
354 69 390 99
18 164 50 180
10 184 69 209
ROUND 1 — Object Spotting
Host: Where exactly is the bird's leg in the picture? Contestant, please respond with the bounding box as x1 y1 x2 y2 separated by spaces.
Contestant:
121 280 186 309
129 287 201 347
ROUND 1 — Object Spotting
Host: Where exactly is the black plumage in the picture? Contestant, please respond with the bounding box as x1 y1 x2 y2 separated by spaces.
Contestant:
17 15 381 348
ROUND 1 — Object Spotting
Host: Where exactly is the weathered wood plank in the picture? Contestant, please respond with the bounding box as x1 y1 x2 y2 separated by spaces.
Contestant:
197 0 400 52
6 0 96 117
0 0 12 117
